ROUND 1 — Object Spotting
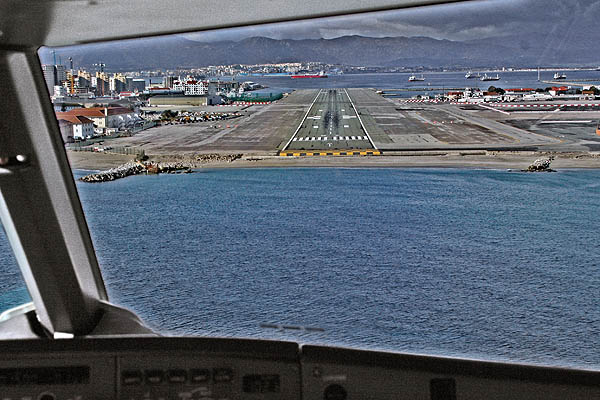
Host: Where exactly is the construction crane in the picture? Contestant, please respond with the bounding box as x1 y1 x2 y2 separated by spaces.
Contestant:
67 57 75 95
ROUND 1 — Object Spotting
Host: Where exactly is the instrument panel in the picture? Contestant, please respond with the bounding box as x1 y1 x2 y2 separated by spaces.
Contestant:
0 338 300 400
0 337 598 400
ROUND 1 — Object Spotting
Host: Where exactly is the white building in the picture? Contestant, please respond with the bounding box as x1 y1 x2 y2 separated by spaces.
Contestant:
56 115 95 142
53 85 67 98
173 79 208 95
56 107 139 133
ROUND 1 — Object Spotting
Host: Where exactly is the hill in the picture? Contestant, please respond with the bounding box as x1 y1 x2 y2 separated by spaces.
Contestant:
39 34 600 71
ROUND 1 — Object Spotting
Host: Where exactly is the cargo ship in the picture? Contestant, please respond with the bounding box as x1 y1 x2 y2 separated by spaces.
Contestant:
553 72 567 80
480 73 500 81
408 74 425 82
291 71 328 78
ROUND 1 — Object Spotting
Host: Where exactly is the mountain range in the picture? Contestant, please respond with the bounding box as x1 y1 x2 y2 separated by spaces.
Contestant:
39 34 600 71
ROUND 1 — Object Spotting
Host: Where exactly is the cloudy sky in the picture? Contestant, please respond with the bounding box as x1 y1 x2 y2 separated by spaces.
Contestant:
181 0 599 42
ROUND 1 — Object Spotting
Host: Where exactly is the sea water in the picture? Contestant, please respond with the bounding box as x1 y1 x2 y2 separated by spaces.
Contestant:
226 70 600 95
1 168 599 370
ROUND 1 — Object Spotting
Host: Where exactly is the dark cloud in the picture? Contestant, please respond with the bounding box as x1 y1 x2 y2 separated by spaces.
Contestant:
182 0 600 42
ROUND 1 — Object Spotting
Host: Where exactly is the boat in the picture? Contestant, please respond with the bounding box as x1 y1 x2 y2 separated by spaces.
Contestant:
480 73 500 81
553 72 567 80
408 74 425 81
291 71 328 78
465 71 480 79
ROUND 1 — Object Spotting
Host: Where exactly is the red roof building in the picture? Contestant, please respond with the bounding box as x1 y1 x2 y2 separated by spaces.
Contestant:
56 115 94 142
55 107 136 130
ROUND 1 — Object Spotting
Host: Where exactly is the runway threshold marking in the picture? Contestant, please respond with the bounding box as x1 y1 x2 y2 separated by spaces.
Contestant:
279 150 381 157
282 89 323 151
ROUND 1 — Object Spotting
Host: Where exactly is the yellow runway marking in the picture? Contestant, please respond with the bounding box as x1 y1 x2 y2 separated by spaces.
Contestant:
279 150 381 157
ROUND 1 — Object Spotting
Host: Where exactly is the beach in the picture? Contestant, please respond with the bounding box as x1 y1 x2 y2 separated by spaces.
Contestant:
67 149 600 171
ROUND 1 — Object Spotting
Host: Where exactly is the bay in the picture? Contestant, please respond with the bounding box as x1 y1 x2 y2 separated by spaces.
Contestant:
64 168 600 369
2 168 599 369
227 70 600 95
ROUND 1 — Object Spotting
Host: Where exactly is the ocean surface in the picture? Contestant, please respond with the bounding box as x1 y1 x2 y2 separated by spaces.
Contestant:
1 168 599 370
177 69 600 97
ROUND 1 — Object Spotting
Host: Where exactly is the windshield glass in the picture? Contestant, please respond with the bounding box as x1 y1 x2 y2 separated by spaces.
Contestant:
0 223 30 315
1 0 598 370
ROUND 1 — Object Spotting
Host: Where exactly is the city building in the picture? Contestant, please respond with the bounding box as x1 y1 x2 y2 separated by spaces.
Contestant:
55 65 67 85
162 76 176 88
92 75 110 96
131 79 146 92
41 64 56 92
56 107 139 132
55 115 95 142
53 85 67 98
110 73 128 93
173 79 208 95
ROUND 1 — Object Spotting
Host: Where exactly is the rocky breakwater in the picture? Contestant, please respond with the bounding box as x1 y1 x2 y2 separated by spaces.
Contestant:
80 161 192 183
194 153 242 165
80 162 146 182
524 156 555 172
149 153 243 167
144 161 193 174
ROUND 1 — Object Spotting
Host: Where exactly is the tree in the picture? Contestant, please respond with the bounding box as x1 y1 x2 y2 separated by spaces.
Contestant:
135 149 148 162
487 86 505 94
160 110 177 120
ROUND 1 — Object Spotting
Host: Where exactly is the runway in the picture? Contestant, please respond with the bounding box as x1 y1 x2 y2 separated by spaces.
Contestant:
283 89 374 151
92 89 600 156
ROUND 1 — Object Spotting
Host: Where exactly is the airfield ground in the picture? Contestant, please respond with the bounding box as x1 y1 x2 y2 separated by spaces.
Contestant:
67 88 600 169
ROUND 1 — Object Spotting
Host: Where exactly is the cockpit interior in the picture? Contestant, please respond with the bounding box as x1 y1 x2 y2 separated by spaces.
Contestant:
0 0 599 398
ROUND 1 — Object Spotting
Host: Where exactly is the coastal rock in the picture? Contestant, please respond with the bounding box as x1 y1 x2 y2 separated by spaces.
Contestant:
79 153 244 182
80 161 192 183
525 156 555 172
80 162 146 182
195 154 242 164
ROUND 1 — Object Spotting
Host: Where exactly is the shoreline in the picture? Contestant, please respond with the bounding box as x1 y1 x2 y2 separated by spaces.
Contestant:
67 150 600 172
